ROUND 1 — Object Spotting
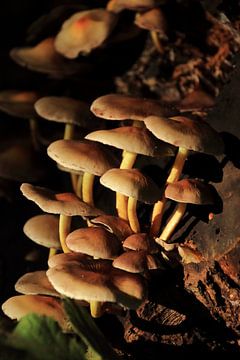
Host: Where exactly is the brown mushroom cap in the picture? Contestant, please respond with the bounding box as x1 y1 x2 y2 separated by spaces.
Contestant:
90 215 132 240
0 143 45 182
165 179 216 205
48 252 90 268
113 250 161 273
90 93 176 121
47 139 118 176
144 115 224 155
47 257 147 308
57 163 83 175
55 9 117 59
107 0 161 13
66 227 121 259
0 90 40 118
10 37 82 76
15 271 59 297
2 295 68 330
135 8 167 34
85 126 175 157
178 90 215 112
34 96 94 128
20 183 104 217
100 168 161 204
23 214 61 249
123 233 158 253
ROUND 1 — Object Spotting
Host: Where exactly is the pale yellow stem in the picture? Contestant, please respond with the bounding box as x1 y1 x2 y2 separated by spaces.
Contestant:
71 173 78 194
90 301 103 318
63 123 74 140
82 172 95 206
76 174 83 199
120 151 137 170
150 147 188 237
151 31 163 53
59 214 71 253
128 196 140 233
48 248 57 259
155 202 187 245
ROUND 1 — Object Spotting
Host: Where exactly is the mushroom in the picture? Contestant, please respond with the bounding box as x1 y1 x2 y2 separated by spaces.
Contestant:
54 9 118 58
113 250 160 274
47 139 118 206
15 271 59 297
123 233 159 253
66 227 122 260
2 295 69 330
144 115 224 237
156 179 216 246
178 89 215 114
20 183 103 253
90 214 133 241
100 168 161 233
47 256 147 317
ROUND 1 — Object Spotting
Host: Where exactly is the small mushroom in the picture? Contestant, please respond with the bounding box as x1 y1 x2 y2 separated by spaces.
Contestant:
90 215 133 241
100 168 161 233
15 271 59 297
54 9 118 58
123 233 159 253
113 250 160 273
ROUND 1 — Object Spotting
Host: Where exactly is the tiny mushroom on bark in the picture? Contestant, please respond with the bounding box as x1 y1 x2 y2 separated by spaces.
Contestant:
145 115 224 237
54 9 118 58
100 168 161 233
20 183 103 254
156 179 216 246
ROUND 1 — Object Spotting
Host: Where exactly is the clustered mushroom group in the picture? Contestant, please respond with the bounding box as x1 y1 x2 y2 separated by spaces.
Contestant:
1 0 224 330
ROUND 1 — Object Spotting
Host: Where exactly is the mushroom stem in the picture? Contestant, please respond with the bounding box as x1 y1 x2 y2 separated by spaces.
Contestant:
48 248 57 259
71 173 78 194
150 31 163 53
150 147 188 237
155 202 187 245
116 151 137 221
29 118 39 151
63 123 74 140
59 214 71 253
90 301 103 318
76 174 83 199
82 172 95 206
128 197 140 233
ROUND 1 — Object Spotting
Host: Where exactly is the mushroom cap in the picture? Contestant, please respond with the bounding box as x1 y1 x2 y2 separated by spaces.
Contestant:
0 143 45 182
55 9 117 59
34 96 93 128
135 8 167 34
48 252 90 268
90 215 132 241
23 214 60 249
10 37 82 76
85 126 175 157
123 233 158 253
47 139 118 176
144 115 224 155
107 0 161 13
178 245 203 264
2 295 68 330
0 90 40 118
165 179 216 205
90 93 175 121
100 168 161 204
57 163 83 175
20 183 103 217
179 90 215 112
66 227 121 259
47 257 147 308
113 250 160 273
15 271 59 297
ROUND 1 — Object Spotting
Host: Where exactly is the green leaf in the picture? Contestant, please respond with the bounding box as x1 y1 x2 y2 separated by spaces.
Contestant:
63 299 120 360
7 314 87 360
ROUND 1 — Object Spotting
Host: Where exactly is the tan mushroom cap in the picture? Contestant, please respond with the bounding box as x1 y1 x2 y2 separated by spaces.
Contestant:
144 115 224 155
100 168 161 204
57 163 83 175
66 227 121 259
47 139 118 176
34 96 93 128
165 179 215 205
135 8 167 34
85 126 175 157
20 183 104 217
178 90 215 112
90 93 176 121
15 271 59 297
47 257 147 308
55 9 117 59
123 233 158 253
90 215 132 241
113 251 145 273
23 214 60 249
10 37 81 76
0 90 40 118
107 0 161 13
2 295 68 330
0 143 45 182
48 252 90 268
